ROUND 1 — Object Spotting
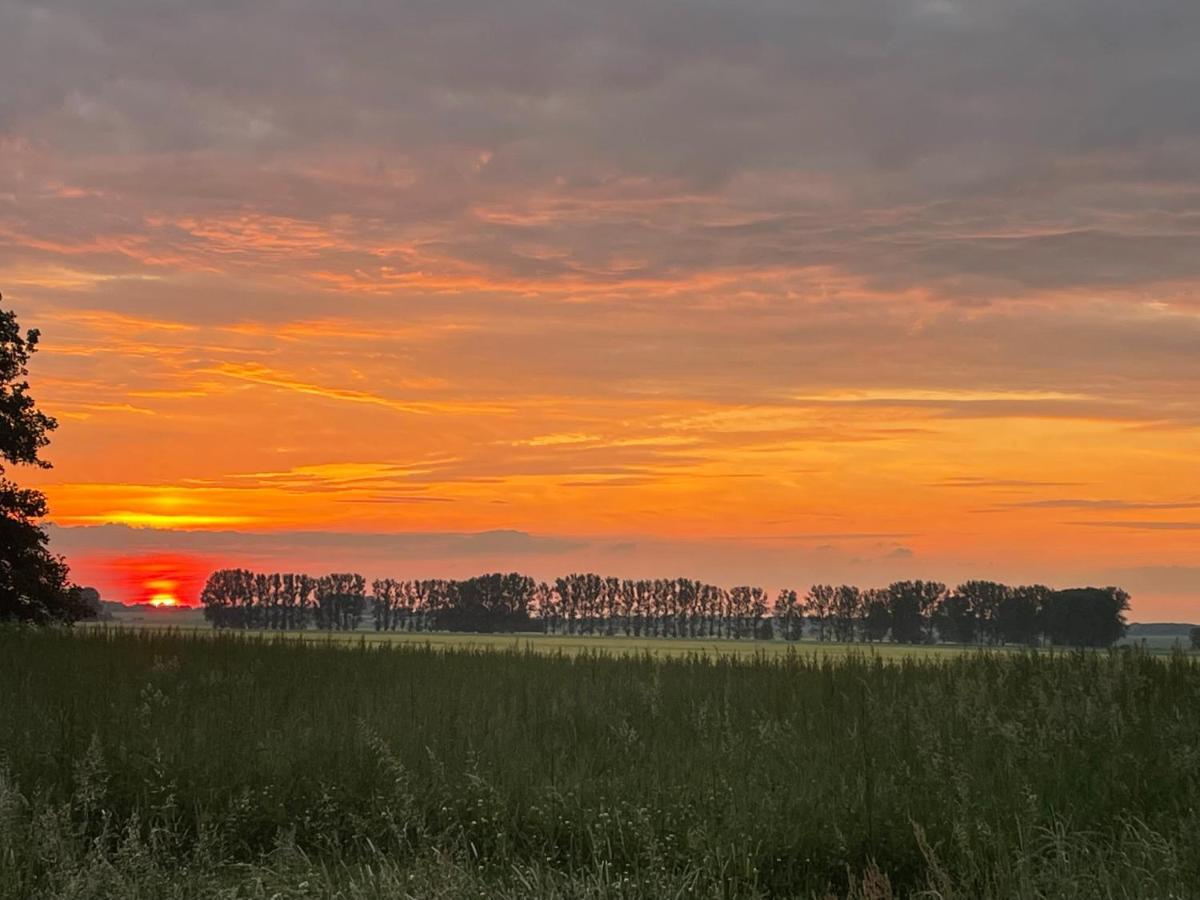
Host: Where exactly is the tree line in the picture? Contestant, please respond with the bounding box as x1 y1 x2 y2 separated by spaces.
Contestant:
201 569 1132 647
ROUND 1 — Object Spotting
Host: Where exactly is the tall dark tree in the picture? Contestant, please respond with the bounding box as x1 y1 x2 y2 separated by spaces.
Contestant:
937 581 1007 645
886 581 944 644
1191 626 1200 651
1041 587 1129 648
935 591 978 644
830 585 861 642
0 300 92 624
437 572 535 632
314 573 366 630
773 589 804 641
859 588 892 642
997 584 1049 645
201 568 255 628
805 584 835 641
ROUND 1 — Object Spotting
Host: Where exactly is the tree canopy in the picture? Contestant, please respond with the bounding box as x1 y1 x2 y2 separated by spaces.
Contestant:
0 297 91 624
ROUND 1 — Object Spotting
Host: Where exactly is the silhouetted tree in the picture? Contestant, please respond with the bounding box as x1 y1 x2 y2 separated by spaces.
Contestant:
201 568 255 628
0 300 93 624
437 572 535 632
603 576 622 636
615 579 634 636
748 585 772 639
556 574 604 635
806 585 835 641
830 585 861 642
886 581 944 644
774 589 804 641
372 578 402 631
935 591 977 644
1191 626 1200 651
1041 587 1129 647
77 587 108 620
997 584 1048 645
726 586 763 638
938 581 1008 645
956 580 1009 644
859 588 891 642
315 573 366 630
282 573 314 629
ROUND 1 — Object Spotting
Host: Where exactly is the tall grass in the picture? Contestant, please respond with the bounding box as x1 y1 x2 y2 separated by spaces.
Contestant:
0 627 1196 898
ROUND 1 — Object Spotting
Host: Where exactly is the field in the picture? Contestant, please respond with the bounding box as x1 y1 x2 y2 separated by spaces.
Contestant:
1 629 1198 898
90 620 1016 661
96 606 1200 659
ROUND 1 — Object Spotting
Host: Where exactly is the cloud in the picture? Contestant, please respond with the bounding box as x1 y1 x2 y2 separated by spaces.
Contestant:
1093 565 1200 597
46 523 584 560
725 533 919 542
3 0 1199 303
1067 521 1200 531
932 478 1090 489
1001 499 1200 511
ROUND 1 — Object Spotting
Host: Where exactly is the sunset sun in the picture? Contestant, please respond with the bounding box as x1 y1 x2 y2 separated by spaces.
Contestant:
142 574 185 608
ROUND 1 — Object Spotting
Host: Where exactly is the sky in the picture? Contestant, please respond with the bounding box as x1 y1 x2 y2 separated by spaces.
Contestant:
3 0 1199 616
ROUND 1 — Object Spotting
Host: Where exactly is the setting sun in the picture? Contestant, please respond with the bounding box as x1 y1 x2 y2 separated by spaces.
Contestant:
69 553 211 608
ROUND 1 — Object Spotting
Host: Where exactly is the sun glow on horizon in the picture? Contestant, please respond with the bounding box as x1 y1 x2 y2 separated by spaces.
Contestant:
144 577 182 608
72 554 213 608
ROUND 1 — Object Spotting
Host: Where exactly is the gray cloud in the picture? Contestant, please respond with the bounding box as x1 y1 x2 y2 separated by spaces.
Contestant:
2 0 1199 300
46 523 585 560
1091 565 1200 601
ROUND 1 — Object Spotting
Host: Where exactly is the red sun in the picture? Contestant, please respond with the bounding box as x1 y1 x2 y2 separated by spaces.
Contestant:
78 553 213 608
147 587 180 608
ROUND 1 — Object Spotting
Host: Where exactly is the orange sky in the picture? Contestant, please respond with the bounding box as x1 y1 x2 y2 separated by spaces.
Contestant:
3 1 1199 617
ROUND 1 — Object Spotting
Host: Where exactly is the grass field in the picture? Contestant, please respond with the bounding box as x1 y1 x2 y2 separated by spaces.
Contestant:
2 627 1198 898
90 622 1015 660
89 616 1200 660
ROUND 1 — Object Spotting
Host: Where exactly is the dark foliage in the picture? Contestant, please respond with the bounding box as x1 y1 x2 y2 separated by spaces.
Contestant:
0 299 91 624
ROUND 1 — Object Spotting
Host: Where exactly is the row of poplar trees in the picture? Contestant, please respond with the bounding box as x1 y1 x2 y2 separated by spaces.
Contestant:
200 569 1131 647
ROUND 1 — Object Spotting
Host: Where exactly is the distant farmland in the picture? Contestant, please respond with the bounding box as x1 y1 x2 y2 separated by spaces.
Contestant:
85 618 1200 661
1 627 1197 898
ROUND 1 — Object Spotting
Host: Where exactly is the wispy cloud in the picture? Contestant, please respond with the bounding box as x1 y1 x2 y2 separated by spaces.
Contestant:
1006 499 1200 511
932 478 1090 489
209 363 512 416
1068 521 1200 531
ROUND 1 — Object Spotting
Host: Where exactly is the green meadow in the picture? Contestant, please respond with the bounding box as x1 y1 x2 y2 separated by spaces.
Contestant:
2 627 1198 898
